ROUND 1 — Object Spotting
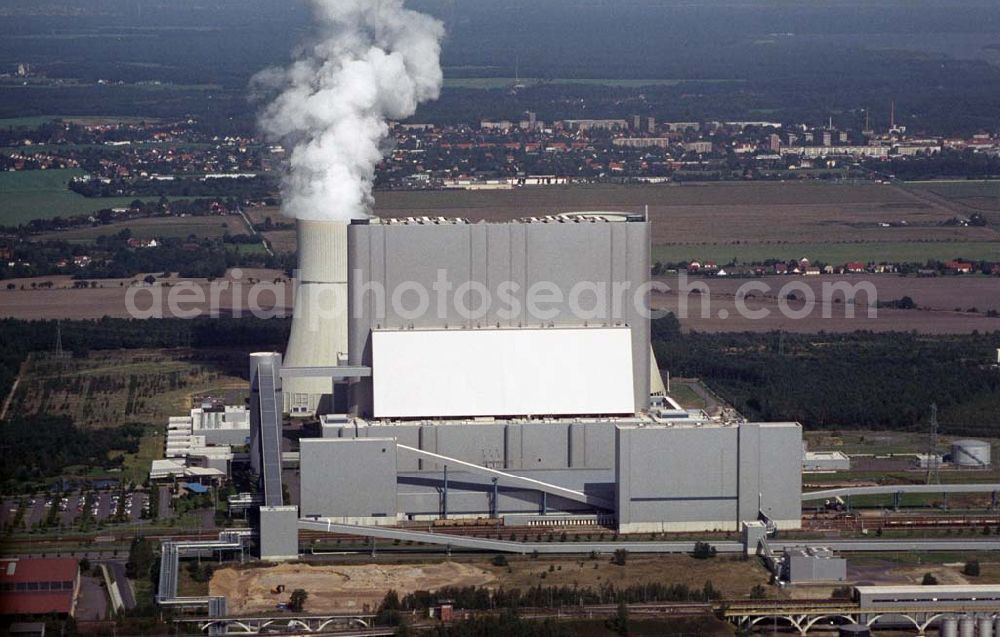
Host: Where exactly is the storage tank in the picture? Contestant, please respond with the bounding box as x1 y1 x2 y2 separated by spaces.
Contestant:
283 220 349 417
940 616 958 637
838 625 870 637
979 617 994 637
951 439 992 468
959 616 976 637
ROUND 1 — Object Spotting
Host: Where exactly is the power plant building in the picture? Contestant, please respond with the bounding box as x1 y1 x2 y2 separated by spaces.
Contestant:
283 220 349 416
346 213 654 417
276 214 802 536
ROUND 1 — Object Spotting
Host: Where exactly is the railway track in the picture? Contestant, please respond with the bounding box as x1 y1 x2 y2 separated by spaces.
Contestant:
722 598 844 610
803 513 1000 532
5 512 998 553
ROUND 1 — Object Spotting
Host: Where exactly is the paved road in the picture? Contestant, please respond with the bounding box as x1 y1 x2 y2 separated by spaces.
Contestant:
105 560 136 610
772 539 1000 552
158 485 173 520
803 483 1000 500
0 373 20 421
75 574 108 621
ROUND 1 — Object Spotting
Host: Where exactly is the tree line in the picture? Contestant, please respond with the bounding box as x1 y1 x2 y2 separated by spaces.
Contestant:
0 317 292 420
651 314 1000 435
378 579 721 622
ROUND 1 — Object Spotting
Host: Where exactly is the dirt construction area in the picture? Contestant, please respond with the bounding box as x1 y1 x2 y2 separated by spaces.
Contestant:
211 561 496 614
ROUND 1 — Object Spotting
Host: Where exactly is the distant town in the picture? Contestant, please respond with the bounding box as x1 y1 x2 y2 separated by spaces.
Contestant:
3 108 999 192
1 108 998 282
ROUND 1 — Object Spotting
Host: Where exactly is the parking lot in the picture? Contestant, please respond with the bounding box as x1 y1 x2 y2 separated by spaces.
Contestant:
1 490 149 532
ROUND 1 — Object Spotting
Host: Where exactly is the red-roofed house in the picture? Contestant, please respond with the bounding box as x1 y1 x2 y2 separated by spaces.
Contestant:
0 558 80 617
845 261 866 273
944 260 974 274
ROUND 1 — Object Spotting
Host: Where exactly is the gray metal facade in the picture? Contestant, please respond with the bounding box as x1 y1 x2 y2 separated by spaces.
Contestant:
258 506 299 561
615 422 802 532
321 418 635 473
741 423 803 526
249 353 282 487
396 468 608 520
308 419 801 533
783 547 847 583
299 438 398 521
194 428 251 447
346 218 652 416
256 357 284 507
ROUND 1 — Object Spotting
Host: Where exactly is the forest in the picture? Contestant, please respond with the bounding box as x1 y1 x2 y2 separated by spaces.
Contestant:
69 176 276 200
867 151 1000 180
0 416 144 487
1 316 997 446
0 231 294 280
0 316 292 408
652 314 1000 436
389 579 721 614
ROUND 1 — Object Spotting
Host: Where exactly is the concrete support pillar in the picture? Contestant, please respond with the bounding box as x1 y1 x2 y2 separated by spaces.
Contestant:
441 465 448 520
491 478 499 518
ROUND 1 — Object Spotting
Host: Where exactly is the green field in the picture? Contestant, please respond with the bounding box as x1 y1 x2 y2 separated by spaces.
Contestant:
37 214 246 243
0 169 143 225
0 115 62 129
904 180 1000 199
2 141 221 154
652 241 1000 265
663 382 707 410
903 180 1000 214
119 428 165 485
0 115 159 129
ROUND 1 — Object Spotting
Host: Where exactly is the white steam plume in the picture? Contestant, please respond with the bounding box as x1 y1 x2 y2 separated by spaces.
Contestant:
255 0 444 221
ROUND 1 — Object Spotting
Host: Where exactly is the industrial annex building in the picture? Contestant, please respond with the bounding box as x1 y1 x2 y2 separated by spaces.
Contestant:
248 213 803 556
0 558 80 618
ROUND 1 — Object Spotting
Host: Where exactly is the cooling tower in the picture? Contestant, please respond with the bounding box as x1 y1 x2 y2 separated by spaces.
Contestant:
283 220 348 416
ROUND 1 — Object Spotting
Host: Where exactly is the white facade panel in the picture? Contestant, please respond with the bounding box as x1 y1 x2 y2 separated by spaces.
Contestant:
373 327 634 418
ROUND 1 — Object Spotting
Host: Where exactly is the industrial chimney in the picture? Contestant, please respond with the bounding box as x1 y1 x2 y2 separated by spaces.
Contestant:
283 220 348 416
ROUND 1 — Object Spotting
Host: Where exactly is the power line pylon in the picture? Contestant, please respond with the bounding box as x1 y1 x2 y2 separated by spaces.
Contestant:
925 403 940 485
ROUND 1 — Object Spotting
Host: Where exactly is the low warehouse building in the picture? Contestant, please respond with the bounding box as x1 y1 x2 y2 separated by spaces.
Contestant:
782 547 847 583
190 404 250 446
0 558 80 618
803 451 851 472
